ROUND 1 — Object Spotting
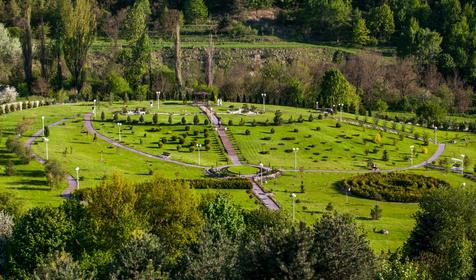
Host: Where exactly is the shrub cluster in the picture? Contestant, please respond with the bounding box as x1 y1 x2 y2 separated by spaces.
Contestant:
342 172 450 202
177 178 252 190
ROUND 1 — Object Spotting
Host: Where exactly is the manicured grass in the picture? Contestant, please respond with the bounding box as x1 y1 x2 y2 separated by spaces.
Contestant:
269 169 475 252
225 118 435 170
93 116 228 167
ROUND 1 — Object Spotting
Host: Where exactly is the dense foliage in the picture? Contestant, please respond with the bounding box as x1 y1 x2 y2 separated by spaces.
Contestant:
342 172 450 202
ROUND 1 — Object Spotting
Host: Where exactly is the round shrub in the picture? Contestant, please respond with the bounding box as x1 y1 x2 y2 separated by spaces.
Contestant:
270 128 275 134
342 173 450 202
245 129 251 135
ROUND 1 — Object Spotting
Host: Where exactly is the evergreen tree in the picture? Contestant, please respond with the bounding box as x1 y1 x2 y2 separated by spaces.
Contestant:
352 13 371 46
368 3 395 42
184 0 208 24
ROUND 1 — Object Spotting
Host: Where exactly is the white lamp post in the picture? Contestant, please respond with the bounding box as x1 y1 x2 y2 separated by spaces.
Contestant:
196 144 202 165
156 91 161 110
117 123 122 142
461 154 465 174
338 103 344 122
41 116 45 137
410 145 414 166
291 193 296 222
434 126 438 144
259 162 264 186
43 137 49 161
93 99 97 117
346 187 351 203
316 101 319 110
75 167 80 189
261 93 267 112
292 147 299 170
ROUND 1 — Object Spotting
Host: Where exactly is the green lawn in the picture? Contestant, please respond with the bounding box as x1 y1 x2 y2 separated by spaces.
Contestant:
270 169 475 252
93 115 229 167
219 116 436 170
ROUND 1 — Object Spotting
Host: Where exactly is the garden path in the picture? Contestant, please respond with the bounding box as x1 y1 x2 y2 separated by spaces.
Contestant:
84 114 205 169
25 117 78 198
198 105 241 165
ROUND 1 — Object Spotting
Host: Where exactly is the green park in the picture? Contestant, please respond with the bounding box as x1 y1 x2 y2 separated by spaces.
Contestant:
1 0 476 278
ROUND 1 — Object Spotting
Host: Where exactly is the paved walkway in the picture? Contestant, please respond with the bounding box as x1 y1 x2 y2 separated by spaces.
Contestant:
198 106 241 165
197 106 281 210
84 114 204 169
25 118 78 198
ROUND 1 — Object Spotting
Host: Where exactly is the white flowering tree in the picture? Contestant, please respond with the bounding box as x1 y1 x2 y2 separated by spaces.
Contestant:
0 85 18 104
0 210 14 266
0 23 21 82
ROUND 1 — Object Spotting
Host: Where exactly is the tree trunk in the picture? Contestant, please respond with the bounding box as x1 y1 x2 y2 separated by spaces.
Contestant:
55 39 63 89
20 3 33 92
39 19 48 80
174 22 183 88
206 34 214 87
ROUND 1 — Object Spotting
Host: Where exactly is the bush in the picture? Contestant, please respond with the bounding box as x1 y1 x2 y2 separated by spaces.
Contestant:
101 111 105 122
293 128 299 133
5 160 15 176
193 115 200 125
152 113 158 124
270 128 275 134
139 115 144 123
245 129 251 135
185 125 191 131
45 160 67 188
228 120 233 126
342 173 449 202
178 178 252 190
181 117 186 125
370 205 382 220
204 119 209 125
335 122 342 128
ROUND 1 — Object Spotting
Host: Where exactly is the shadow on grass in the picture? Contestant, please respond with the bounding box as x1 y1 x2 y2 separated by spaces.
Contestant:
7 181 49 189
356 217 373 221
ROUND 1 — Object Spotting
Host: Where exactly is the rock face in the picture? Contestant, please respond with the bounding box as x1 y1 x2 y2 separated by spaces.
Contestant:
158 47 338 70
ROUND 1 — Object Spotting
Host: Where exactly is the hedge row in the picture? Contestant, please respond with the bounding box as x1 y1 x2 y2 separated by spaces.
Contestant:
176 178 252 190
342 172 450 202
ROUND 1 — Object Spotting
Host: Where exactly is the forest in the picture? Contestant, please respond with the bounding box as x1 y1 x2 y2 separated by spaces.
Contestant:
0 0 475 121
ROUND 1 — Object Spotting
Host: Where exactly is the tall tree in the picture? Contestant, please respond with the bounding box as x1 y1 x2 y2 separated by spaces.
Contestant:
352 10 371 46
368 3 395 42
18 0 33 92
184 0 208 24
205 34 214 87
62 0 96 94
174 15 183 89
319 68 360 111
312 212 375 280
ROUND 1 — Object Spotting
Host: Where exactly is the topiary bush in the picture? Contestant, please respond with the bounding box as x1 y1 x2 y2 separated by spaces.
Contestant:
341 173 450 202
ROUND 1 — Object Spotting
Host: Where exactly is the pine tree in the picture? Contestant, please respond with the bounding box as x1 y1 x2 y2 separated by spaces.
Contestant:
184 0 208 24
352 17 370 46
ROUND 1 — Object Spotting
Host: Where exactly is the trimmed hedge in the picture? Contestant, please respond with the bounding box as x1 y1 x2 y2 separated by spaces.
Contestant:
176 178 252 190
342 172 450 202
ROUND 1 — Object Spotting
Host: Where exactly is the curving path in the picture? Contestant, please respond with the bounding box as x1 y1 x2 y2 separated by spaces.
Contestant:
26 118 78 198
84 114 204 169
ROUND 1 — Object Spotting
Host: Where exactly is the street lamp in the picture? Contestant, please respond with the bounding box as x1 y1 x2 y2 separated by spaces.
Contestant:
117 123 122 142
461 154 465 174
43 137 49 161
434 126 438 144
259 162 264 186
291 193 296 222
346 187 351 203
41 116 45 137
93 99 97 117
338 103 344 122
196 144 202 165
75 167 80 190
410 145 415 166
315 101 319 110
156 91 161 110
292 147 299 170
261 93 267 112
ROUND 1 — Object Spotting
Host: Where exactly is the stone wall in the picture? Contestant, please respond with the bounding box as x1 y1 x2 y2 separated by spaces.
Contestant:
158 47 338 70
